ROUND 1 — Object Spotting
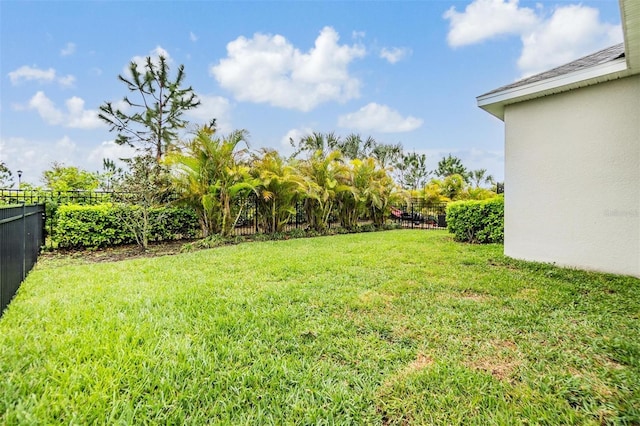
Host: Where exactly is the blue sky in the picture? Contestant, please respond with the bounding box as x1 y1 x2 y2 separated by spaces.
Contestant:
0 0 623 186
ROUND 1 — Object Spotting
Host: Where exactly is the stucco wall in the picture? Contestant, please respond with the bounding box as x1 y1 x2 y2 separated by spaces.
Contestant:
504 74 640 277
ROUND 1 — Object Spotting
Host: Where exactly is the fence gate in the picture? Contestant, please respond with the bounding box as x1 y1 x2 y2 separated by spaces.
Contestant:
0 204 45 316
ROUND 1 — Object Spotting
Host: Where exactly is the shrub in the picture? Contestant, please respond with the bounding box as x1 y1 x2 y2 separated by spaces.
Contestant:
446 196 503 243
54 203 198 249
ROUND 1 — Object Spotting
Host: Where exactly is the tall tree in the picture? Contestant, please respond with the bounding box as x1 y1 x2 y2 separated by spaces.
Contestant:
395 152 430 190
98 55 200 162
434 154 469 182
0 161 13 188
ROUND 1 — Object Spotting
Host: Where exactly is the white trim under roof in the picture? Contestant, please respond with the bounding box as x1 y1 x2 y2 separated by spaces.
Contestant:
477 58 630 120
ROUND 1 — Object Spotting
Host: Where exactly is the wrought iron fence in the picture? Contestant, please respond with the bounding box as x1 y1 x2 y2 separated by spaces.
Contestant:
0 203 45 315
389 200 448 229
0 190 448 250
230 195 447 235
0 189 132 245
0 189 116 205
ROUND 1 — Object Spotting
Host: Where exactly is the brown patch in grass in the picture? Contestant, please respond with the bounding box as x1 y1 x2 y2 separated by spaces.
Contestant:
466 339 521 382
382 352 435 387
377 353 434 425
470 358 519 381
459 290 491 302
408 353 434 371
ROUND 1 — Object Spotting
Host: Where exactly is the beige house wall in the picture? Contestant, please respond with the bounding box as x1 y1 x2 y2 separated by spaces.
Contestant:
503 74 640 277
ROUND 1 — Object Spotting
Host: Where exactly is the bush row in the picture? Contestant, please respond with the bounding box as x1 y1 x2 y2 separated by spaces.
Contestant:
446 196 504 244
54 203 198 249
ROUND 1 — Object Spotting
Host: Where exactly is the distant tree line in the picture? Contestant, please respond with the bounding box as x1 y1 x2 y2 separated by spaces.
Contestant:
1 55 502 250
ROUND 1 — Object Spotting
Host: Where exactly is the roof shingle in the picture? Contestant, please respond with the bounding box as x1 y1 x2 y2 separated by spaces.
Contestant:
480 43 625 97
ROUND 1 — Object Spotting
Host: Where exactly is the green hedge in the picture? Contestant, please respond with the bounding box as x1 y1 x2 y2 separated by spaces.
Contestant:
446 196 504 243
54 203 198 248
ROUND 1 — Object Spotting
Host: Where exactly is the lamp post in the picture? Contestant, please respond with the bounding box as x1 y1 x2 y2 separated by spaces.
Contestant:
17 170 23 188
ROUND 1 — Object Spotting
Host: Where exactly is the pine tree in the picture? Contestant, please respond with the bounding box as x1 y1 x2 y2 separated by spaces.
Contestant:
98 55 200 162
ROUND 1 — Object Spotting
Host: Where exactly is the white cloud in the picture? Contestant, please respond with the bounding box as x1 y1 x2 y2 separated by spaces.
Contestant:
56 135 77 151
211 26 366 111
1 136 138 186
28 91 64 125
518 5 622 76
8 66 56 85
57 74 76 88
0 136 73 185
190 31 198 42
186 93 233 133
444 0 539 47
65 97 104 129
380 47 412 64
88 140 137 165
26 91 104 129
60 42 76 56
444 1 623 77
8 65 76 87
338 103 423 133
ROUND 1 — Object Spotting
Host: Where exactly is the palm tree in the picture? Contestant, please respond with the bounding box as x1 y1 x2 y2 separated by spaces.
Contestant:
470 168 495 188
167 127 256 237
251 149 305 233
358 158 399 226
291 132 341 159
337 133 376 160
298 150 350 231
371 142 403 168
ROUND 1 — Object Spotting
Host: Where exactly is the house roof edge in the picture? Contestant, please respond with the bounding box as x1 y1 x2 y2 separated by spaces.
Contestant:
477 58 630 120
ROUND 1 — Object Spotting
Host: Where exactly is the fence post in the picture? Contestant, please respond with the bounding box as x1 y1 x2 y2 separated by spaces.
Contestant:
254 193 259 234
410 201 414 229
21 202 26 280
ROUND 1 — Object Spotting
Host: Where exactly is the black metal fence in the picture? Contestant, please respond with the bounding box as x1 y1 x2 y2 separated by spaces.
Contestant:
229 196 447 236
0 204 45 315
0 189 115 205
0 190 448 249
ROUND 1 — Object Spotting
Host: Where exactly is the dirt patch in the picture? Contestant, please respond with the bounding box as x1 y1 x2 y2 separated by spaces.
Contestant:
40 240 189 264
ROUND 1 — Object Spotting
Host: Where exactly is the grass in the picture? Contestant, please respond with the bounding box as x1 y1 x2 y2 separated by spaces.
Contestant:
1 230 639 424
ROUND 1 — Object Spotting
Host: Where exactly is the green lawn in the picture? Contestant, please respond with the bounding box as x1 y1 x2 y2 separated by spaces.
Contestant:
1 230 639 424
